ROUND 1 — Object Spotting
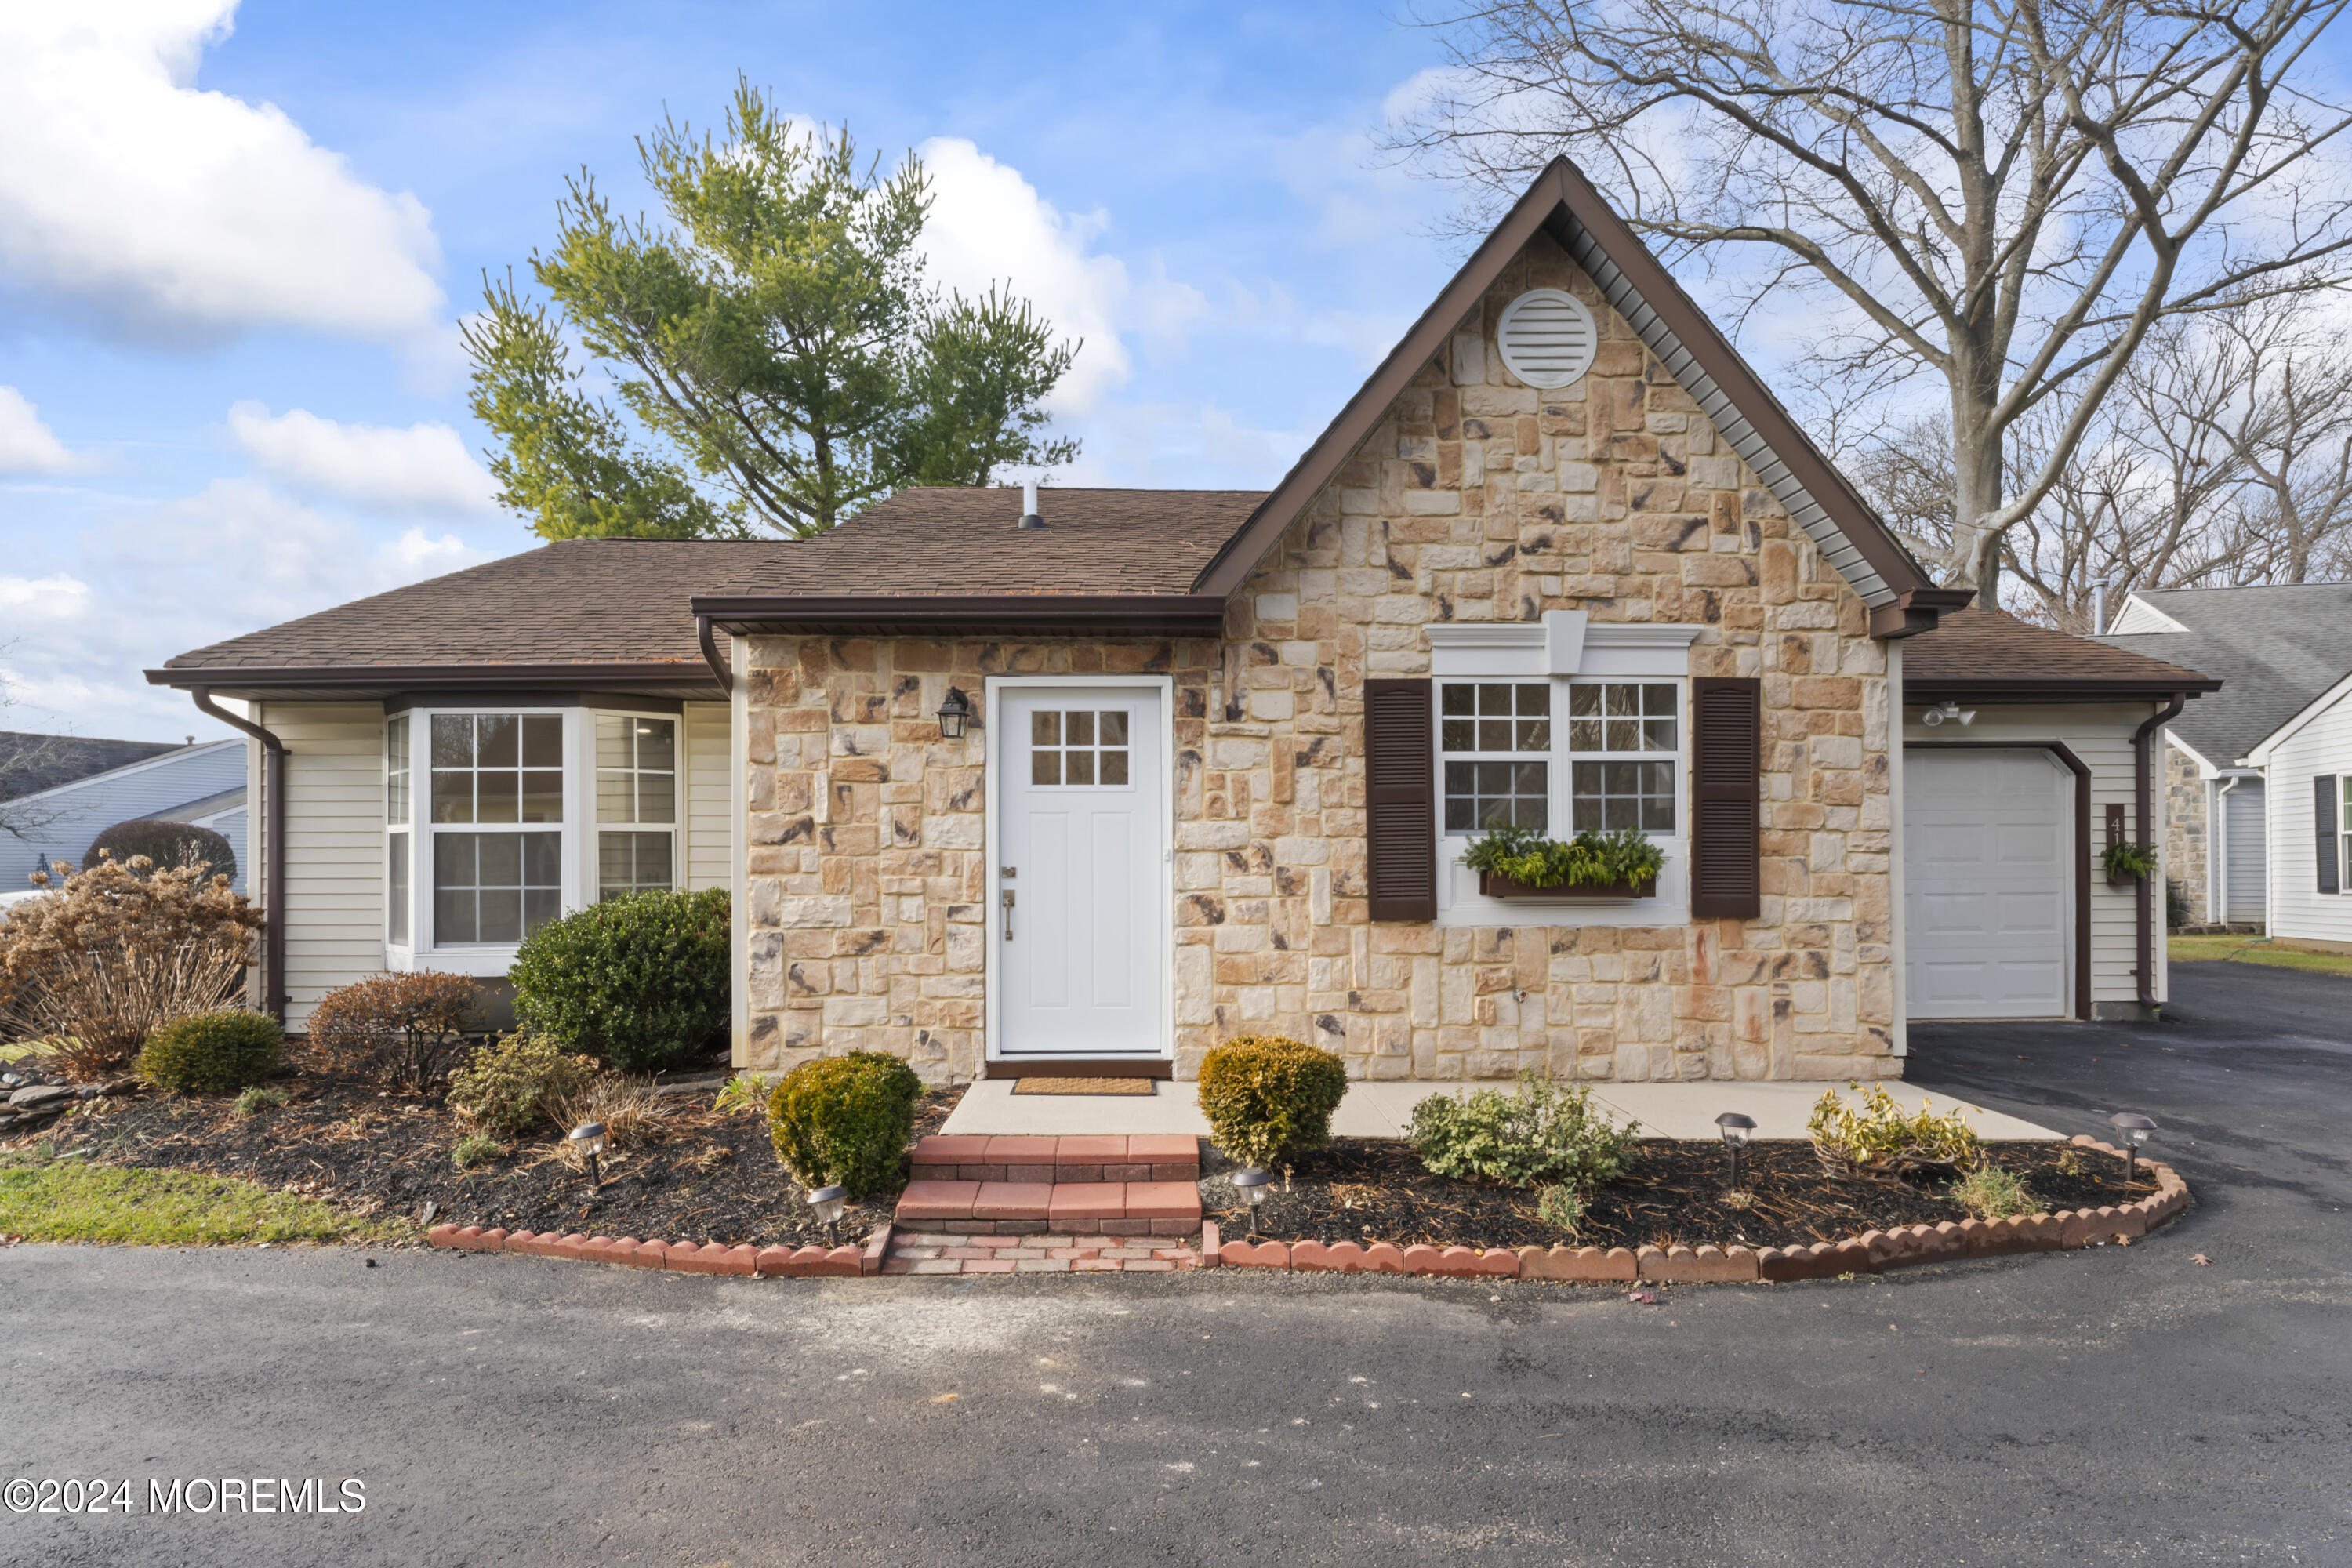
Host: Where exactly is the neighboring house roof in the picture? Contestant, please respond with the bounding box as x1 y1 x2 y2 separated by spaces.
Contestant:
1904 608 2219 699
2099 583 2352 764
0 731 186 801
0 738 249 893
148 540 785 698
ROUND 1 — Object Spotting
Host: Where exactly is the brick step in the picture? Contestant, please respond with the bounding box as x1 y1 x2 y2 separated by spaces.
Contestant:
911 1134 1199 1185
895 1176 1202 1237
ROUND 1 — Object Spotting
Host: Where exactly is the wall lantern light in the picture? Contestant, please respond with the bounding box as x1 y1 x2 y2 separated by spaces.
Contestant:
936 687 975 739
1715 1112 1757 1190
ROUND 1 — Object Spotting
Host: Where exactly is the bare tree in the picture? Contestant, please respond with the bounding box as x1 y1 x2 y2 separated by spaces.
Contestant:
0 648 65 857
1387 0 2352 597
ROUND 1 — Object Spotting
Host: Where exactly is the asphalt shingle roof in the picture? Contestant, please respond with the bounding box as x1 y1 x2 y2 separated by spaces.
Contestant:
1903 607 2216 693
0 733 187 801
2100 583 2352 764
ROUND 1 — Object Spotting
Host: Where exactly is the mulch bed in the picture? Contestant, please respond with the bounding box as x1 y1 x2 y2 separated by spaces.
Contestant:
1200 1138 2147 1253
24 1057 953 1250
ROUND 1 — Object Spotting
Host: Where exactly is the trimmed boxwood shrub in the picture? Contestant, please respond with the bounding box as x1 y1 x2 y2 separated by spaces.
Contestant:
510 888 729 1073
138 1009 282 1093
85 819 237 886
767 1050 923 1200
1196 1034 1348 1169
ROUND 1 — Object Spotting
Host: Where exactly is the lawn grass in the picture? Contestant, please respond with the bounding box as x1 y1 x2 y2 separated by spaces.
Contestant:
0 1150 414 1246
2169 933 2352 978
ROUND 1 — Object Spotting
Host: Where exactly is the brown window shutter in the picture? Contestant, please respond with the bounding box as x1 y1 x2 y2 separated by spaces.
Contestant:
1365 678 1436 921
1690 677 1762 919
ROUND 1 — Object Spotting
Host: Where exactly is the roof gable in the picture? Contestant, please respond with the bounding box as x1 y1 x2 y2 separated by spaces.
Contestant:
1191 158 1945 622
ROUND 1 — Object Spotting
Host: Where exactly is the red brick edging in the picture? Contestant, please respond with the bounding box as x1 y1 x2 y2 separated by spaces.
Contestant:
426 1222 892 1279
1206 1138 2192 1284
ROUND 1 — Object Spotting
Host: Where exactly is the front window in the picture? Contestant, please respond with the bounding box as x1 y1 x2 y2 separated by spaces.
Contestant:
597 713 677 899
428 712 563 945
1567 682 1679 832
1442 681 1549 831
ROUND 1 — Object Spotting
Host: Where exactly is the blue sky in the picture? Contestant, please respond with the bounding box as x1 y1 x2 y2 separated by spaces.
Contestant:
0 2 1461 741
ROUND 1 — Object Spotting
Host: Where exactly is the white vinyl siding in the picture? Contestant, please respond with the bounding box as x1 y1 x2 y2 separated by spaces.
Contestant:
685 701 731 892
260 702 392 1029
2259 688 2352 948
1902 702 2165 1016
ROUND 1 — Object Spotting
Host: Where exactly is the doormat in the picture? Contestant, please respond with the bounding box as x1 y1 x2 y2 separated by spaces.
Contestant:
1010 1078 1156 1096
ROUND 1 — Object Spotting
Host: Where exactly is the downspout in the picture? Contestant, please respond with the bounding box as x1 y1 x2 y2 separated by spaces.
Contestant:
697 614 731 695
191 689 288 1024
2132 692 2188 1011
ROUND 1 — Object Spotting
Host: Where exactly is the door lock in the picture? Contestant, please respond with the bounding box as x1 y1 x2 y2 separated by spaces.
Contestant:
1001 887 1015 940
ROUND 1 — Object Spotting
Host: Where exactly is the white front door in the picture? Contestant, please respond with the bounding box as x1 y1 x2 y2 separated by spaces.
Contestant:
1905 748 2071 1019
995 684 1167 1058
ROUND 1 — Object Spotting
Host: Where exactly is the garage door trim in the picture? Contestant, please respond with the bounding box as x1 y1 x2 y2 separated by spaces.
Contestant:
1908 739 2091 1021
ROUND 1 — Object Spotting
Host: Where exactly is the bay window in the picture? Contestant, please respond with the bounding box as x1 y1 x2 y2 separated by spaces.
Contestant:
385 716 409 946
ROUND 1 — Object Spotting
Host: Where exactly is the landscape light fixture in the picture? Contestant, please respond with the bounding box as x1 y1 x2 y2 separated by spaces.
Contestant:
936 687 974 740
568 1121 607 1188
2108 1112 2157 1185
807 1185 848 1247
1232 1167 1272 1238
1715 1112 1758 1190
1921 700 1976 728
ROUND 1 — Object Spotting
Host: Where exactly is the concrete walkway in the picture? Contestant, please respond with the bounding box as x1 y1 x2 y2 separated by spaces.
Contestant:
939 1073 2058 1141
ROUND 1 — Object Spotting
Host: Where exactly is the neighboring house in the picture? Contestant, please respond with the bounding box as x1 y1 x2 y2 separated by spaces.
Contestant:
143 158 2216 1076
0 735 247 893
2104 583 2352 950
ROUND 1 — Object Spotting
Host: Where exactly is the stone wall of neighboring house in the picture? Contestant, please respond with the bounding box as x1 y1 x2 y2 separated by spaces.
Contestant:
736 228 1896 1086
2163 739 2208 928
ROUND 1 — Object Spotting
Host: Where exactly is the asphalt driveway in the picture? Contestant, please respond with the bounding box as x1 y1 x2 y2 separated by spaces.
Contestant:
3 960 2347 1567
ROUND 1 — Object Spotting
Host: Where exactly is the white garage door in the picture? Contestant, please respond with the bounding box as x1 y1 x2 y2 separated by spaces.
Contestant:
1906 749 2070 1019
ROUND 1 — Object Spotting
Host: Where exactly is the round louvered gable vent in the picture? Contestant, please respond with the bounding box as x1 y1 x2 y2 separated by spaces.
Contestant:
1495 289 1598 389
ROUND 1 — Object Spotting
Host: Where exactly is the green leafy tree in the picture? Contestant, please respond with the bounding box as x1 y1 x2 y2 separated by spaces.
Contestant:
466 78 1080 540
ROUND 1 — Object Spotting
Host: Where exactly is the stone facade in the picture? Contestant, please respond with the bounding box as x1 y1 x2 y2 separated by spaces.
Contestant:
2163 740 2209 927
738 230 1898 1086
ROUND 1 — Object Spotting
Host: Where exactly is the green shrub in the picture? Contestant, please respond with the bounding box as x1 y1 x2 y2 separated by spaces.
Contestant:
766 1051 923 1199
308 971 481 1091
137 1009 281 1094
1196 1035 1348 1169
446 1032 598 1137
451 1132 502 1170
510 888 730 1073
1950 1163 2038 1219
1536 1183 1585 1235
1409 1073 1635 1193
232 1085 287 1116
1808 1082 1983 1179
84 819 238 886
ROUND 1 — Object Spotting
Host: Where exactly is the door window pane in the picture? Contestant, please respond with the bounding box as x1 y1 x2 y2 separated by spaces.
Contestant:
1028 709 1131 789
432 830 561 945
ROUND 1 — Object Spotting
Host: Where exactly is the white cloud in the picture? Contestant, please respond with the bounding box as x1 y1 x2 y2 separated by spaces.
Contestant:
0 573 92 623
0 2 445 343
914 137 1210 418
0 387 87 476
227 402 497 513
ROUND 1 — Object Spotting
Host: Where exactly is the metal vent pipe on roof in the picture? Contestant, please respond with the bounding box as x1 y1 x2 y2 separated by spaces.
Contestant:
1018 480 1046 530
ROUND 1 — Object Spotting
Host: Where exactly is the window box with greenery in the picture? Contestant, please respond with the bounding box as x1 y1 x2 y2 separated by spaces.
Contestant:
2103 840 2159 887
1461 822 1666 900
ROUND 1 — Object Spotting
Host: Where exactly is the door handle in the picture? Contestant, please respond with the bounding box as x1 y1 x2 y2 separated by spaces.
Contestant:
1001 888 1015 940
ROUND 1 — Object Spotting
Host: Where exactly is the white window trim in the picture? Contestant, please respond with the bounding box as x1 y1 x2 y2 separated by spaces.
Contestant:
383 702 691 977
1427 619 1703 928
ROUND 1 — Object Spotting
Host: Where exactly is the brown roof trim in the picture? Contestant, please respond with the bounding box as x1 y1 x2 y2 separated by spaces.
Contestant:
147 662 719 692
1904 678 2220 702
1189 157 1942 625
1870 587 1977 639
691 593 1227 639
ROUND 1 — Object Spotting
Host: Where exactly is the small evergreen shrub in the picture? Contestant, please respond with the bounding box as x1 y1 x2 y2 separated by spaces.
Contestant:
307 971 480 1091
451 1132 502 1170
83 820 238 886
446 1032 597 1137
232 1085 288 1116
138 1009 282 1094
1409 1073 1635 1192
510 888 729 1073
1808 1082 1984 1180
766 1051 923 1199
1196 1035 1348 1169
1950 1163 2038 1219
